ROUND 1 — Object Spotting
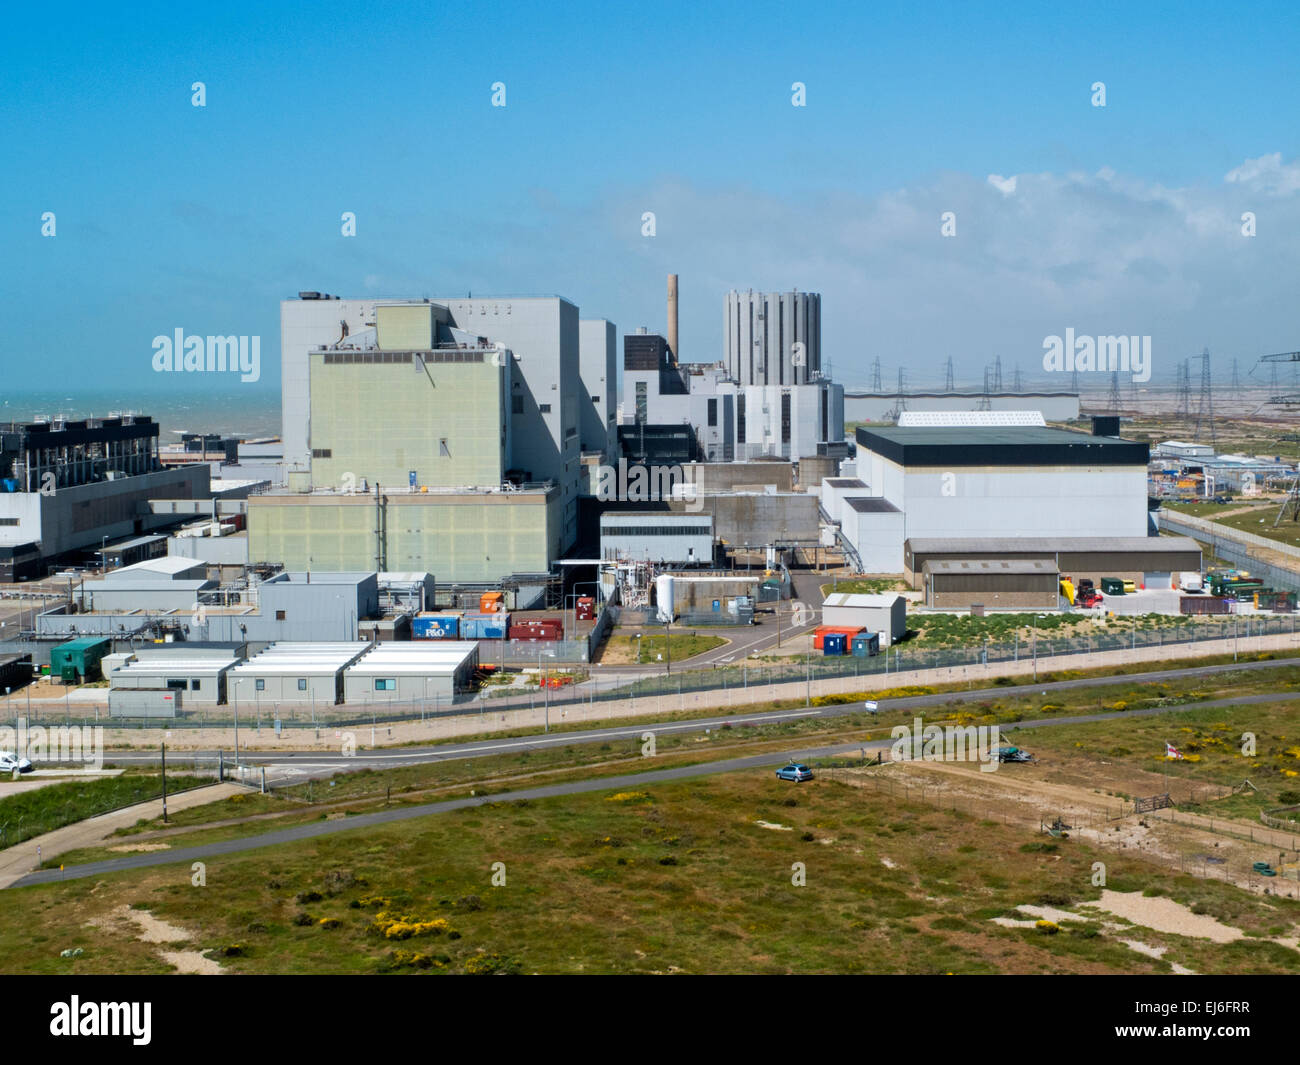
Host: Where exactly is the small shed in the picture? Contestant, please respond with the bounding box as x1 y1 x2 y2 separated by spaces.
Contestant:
820 593 908 644
50 637 112 682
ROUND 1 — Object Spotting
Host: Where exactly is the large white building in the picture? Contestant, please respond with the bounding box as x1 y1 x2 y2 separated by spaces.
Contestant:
829 423 1150 572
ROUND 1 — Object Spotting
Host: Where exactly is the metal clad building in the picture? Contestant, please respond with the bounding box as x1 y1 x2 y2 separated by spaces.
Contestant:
820 592 908 643
923 558 1060 610
905 536 1202 589
343 641 479 703
109 648 241 706
853 425 1151 573
226 642 369 705
600 511 713 563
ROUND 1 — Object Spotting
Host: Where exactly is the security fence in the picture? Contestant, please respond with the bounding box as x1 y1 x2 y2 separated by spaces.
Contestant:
20 609 1300 731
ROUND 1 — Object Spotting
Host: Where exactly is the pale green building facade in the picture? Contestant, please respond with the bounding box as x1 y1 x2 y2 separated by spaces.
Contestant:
248 489 561 583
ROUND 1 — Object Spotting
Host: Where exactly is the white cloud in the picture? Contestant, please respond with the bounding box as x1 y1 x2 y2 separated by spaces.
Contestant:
1225 152 1300 196
423 154 1300 388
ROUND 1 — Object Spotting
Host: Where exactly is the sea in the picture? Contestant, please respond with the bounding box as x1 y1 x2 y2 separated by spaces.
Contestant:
0 388 283 441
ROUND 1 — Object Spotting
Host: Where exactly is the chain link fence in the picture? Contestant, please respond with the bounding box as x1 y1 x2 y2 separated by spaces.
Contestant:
11 611 1299 731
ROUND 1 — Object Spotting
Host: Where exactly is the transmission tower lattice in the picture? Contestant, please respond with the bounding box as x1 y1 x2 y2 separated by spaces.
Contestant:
1107 371 1122 415
1191 347 1217 451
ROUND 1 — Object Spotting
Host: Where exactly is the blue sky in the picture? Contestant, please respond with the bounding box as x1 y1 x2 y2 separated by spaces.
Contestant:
4 0 1299 397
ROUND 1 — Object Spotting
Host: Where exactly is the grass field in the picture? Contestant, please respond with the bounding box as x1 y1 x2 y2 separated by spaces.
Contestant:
51 657 1300 866
900 609 1230 648
1164 501 1300 550
819 578 910 596
598 633 726 665
0 773 208 847
4 770 1298 974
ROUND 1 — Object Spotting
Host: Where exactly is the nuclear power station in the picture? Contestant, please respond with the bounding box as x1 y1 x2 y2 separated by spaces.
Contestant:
724 289 822 386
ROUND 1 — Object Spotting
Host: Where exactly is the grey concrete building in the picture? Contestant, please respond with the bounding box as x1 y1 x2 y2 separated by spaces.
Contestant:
724 290 821 386
579 319 617 457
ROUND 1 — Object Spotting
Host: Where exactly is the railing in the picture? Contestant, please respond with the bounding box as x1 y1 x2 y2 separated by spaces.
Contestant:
24 610 1299 731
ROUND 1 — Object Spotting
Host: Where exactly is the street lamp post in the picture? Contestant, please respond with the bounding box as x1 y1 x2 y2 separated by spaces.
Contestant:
539 649 549 733
233 681 241 772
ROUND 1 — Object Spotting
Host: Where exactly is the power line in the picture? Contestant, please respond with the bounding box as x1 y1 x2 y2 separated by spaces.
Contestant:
1192 347 1217 450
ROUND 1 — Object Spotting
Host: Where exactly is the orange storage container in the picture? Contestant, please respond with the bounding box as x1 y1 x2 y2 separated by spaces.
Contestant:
812 625 864 650
479 591 504 613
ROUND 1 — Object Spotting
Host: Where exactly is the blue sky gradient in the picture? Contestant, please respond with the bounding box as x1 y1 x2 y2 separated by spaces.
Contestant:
4 1 1298 396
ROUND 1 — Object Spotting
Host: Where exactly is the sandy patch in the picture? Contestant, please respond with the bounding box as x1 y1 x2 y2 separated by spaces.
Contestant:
107 843 172 853
89 904 225 975
1083 890 1242 944
159 949 223 975
1120 939 1166 960
754 820 792 831
880 857 897 868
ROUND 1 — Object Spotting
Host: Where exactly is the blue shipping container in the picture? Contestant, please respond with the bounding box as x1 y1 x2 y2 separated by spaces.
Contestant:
413 615 460 639
851 633 880 657
822 632 848 656
462 612 510 639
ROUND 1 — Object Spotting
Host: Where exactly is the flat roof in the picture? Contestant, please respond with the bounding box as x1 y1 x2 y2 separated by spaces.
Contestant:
600 512 712 523
924 558 1058 575
823 593 904 608
227 641 369 675
856 425 1148 467
906 536 1201 554
346 642 478 676
89 578 214 591
272 572 374 585
103 556 207 580
823 478 867 489
114 655 239 677
53 637 111 651
102 534 169 552
845 497 901 513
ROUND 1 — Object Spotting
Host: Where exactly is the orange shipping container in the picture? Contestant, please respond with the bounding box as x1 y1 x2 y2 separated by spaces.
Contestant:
812 625 864 650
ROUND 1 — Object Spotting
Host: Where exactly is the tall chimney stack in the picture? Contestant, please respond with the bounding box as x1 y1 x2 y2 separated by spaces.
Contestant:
667 273 679 365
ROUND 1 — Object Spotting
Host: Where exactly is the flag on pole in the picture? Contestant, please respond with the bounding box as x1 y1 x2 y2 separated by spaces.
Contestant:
1165 742 1184 761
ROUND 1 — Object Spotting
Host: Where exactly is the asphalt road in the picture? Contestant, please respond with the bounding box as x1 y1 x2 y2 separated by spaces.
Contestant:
12 655 1300 888
102 653 1300 781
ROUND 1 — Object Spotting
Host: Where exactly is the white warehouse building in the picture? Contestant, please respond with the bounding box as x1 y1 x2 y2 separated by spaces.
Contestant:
830 423 1150 573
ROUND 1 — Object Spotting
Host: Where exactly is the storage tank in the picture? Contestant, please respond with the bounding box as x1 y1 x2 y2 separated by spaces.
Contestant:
655 574 675 622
